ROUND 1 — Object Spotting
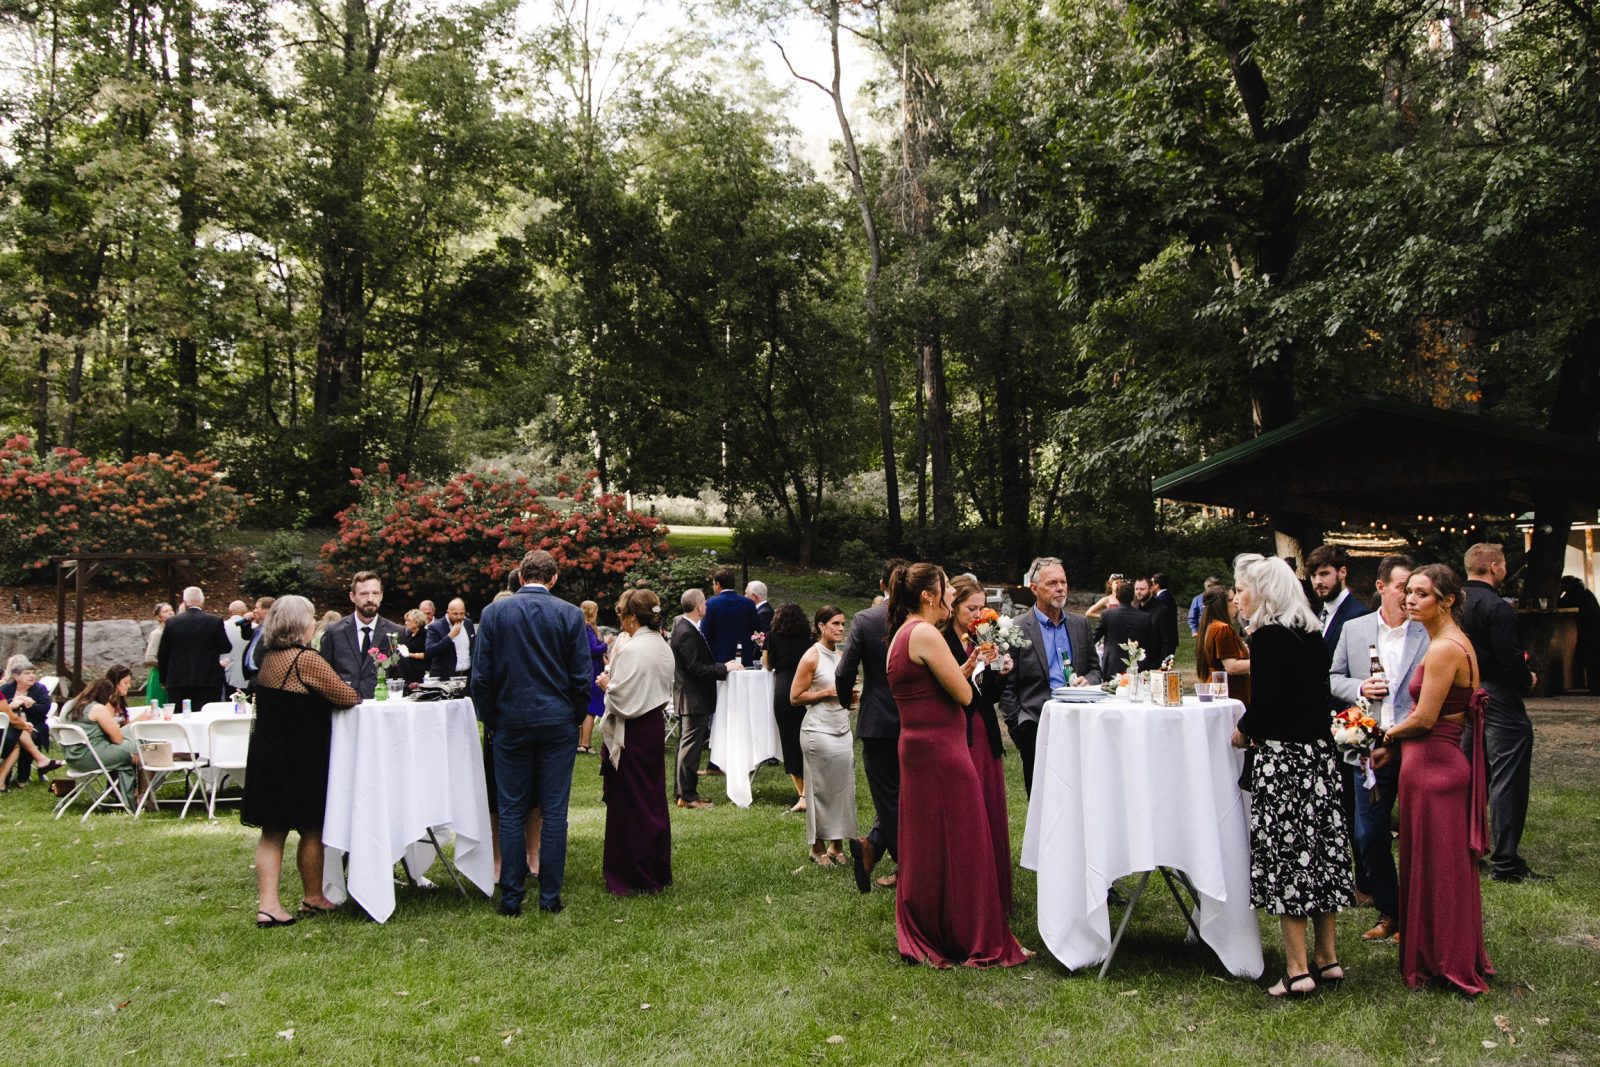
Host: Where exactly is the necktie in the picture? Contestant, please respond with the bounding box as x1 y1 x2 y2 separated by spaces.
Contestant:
360 625 372 656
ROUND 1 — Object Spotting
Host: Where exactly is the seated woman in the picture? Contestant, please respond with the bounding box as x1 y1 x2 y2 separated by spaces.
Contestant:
2 654 55 784
242 595 361 927
58 677 139 804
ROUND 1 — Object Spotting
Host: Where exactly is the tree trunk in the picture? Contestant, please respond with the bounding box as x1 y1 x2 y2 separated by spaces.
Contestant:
994 306 1031 577
914 337 926 529
173 0 201 440
923 310 955 526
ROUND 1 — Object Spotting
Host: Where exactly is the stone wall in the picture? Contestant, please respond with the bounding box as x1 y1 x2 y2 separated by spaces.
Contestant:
0 620 156 690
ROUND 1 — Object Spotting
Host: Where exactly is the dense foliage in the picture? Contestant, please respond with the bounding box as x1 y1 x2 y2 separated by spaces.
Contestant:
320 465 670 610
1 1 1594 587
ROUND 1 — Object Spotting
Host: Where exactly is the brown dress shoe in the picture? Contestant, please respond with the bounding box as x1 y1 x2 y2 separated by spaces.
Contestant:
1361 916 1398 942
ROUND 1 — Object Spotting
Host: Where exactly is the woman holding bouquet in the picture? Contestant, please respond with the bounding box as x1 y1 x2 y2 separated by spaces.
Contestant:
789 606 856 865
940 576 1016 915
887 562 1028 968
1370 564 1493 995
1230 554 1353 997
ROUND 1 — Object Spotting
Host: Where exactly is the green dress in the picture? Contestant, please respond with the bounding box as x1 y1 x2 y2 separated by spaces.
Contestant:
145 624 169 705
61 711 139 801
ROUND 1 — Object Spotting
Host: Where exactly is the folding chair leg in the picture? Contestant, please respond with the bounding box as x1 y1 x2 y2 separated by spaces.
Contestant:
180 770 206 819
136 772 170 819
54 779 89 819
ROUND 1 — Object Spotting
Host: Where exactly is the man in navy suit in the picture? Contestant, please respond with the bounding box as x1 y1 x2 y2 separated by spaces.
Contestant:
1307 542 1373 903
1330 554 1427 942
701 568 760 667
424 597 476 679
471 549 592 916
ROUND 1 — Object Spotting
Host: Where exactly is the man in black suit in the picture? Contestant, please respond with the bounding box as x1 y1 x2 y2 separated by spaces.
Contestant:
424 597 475 679
999 556 1101 796
157 586 231 711
746 580 774 637
319 570 405 700
671 588 741 808
1461 543 1546 883
1096 581 1157 678
840 558 909 891
1307 544 1371 653
1146 572 1181 666
701 568 760 666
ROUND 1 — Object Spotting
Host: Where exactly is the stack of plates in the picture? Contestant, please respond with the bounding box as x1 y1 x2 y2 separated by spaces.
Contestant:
1050 687 1109 702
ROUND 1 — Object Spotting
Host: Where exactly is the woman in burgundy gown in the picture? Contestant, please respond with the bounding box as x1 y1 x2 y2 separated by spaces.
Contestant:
886 562 1029 968
596 590 674 896
1372 563 1493 995
940 575 1015 916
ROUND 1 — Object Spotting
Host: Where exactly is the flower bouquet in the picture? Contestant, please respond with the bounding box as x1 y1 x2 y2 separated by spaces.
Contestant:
750 630 767 651
367 645 394 699
1330 697 1380 766
969 608 1030 679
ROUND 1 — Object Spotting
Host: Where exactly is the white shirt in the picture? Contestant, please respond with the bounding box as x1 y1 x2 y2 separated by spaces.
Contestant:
1319 589 1351 635
453 624 471 670
1374 610 1408 729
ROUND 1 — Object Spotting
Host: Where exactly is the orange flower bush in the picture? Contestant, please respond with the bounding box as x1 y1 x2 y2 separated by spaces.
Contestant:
320 465 671 610
0 435 243 580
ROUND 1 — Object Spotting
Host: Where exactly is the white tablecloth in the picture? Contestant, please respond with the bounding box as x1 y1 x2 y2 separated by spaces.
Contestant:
1020 696 1263 978
709 670 778 808
186 702 255 761
320 698 494 922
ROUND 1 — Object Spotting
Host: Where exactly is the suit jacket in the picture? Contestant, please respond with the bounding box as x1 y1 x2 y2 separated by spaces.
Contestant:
754 600 774 637
998 608 1101 729
424 615 476 678
156 608 231 693
701 590 761 666
943 626 1006 756
670 615 727 717
1319 591 1371 653
469 585 592 730
835 603 898 738
224 615 253 690
320 612 406 700
1141 592 1180 666
1095 605 1156 677
1329 611 1429 725
1461 580 1534 692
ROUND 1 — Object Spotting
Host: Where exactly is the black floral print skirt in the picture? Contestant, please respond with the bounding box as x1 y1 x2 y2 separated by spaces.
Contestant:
1247 739 1356 916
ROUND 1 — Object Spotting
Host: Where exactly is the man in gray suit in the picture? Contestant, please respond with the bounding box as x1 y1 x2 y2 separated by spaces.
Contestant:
1330 553 1427 943
999 556 1101 796
840 558 908 893
320 571 405 700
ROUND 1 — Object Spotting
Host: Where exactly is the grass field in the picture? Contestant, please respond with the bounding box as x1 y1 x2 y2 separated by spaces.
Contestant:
3 695 1596 1066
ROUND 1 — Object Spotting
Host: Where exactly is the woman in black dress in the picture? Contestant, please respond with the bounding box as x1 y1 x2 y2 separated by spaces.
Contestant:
1230 554 1354 997
242 595 360 927
764 602 811 813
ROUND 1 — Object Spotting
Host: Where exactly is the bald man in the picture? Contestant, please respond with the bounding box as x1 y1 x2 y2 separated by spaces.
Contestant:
224 600 252 690
425 597 476 680
157 586 231 711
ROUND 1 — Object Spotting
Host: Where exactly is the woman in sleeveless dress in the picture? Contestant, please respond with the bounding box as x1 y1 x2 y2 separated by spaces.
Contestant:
789 606 856 866
241 595 360 928
885 562 1029 968
764 602 812 813
940 576 1015 915
1371 563 1493 995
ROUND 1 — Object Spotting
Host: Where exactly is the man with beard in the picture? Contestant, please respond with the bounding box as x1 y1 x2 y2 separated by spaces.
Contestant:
320 571 405 700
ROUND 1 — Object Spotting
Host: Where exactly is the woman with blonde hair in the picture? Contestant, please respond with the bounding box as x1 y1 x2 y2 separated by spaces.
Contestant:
144 602 174 706
579 600 607 755
1230 553 1353 997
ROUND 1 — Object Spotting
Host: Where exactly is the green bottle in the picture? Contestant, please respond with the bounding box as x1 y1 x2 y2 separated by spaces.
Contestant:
1063 650 1074 686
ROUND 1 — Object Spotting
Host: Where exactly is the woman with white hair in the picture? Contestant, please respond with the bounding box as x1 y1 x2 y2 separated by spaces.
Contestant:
1230 553 1354 998
241 595 360 927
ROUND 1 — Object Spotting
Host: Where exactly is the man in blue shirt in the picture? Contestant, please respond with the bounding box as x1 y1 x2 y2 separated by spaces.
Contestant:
998 557 1100 795
1189 577 1221 636
471 549 593 916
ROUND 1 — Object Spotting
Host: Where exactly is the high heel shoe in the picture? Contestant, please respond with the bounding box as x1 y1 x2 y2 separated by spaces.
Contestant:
1266 972 1317 999
1313 961 1345 989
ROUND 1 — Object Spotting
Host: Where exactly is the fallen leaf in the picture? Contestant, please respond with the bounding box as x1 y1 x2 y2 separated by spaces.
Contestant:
764 895 773 904
112 953 125 962
277 1029 295 1041
1119 990 1139 997
1535 1017 1550 1026
613 918 624 923
826 1035 845 1045
1494 1015 1512 1033
501 1028 520 1047
640 1003 652 1010
1020 975 1034 982
393 990 409 997
466 1059 480 1065
115 1000 130 1011
1482 1040 1498 1049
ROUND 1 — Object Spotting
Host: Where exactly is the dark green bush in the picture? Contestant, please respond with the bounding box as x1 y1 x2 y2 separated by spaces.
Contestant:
241 532 317 599
622 549 722 619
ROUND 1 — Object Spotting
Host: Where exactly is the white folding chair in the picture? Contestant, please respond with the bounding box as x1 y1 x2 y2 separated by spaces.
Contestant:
201 718 251 818
127 721 206 818
49 722 134 821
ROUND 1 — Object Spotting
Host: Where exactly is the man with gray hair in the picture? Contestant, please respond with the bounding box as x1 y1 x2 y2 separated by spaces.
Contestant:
670 587 742 808
224 599 252 691
157 586 231 712
998 557 1100 795
745 580 773 637
471 549 594 915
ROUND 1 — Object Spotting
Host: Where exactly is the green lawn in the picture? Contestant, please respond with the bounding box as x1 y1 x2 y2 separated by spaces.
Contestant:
3 708 1596 1066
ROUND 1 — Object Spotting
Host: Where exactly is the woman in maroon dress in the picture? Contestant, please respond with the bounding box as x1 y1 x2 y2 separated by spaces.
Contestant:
596 590 674 896
940 575 1015 915
1371 563 1492 995
886 562 1029 968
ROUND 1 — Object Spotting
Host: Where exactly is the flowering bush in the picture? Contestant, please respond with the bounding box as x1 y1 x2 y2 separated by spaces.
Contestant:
0 435 243 581
622 549 721 616
320 465 672 611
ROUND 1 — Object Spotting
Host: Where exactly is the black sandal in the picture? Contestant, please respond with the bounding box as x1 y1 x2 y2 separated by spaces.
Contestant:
256 911 297 928
1314 961 1345 989
298 900 338 916
1267 972 1317 999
